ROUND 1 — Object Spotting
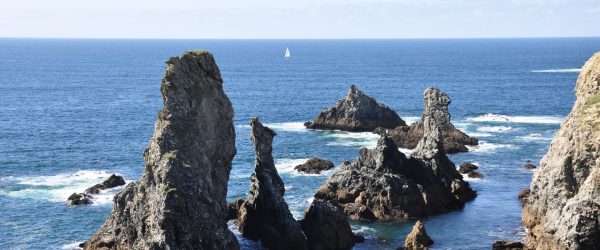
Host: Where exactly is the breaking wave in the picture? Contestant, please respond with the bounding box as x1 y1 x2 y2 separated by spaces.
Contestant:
466 114 563 124
531 68 581 73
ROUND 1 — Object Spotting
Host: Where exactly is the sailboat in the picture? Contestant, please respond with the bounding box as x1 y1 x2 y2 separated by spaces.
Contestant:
284 48 291 59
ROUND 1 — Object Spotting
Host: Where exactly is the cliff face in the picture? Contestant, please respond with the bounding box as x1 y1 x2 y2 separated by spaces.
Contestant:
314 88 475 220
236 117 307 250
84 51 239 249
522 52 600 250
305 85 406 132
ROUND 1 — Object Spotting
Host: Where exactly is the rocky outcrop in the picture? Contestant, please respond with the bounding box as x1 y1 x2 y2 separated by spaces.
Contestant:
83 51 239 249
523 160 537 170
492 240 524 250
227 198 245 221
314 88 476 220
402 220 433 249
522 52 600 250
294 158 335 174
301 199 361 250
67 193 92 206
375 88 478 154
458 162 479 174
305 85 406 132
518 188 530 207
84 174 126 194
467 171 484 179
236 117 308 250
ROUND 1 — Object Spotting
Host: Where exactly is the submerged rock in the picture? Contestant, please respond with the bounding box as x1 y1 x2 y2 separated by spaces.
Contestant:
84 174 125 194
305 85 406 132
522 160 537 170
467 171 484 179
294 158 335 174
458 162 479 174
236 117 308 250
83 51 239 249
402 220 433 249
492 240 524 250
375 88 478 154
67 193 92 206
522 52 600 250
314 88 476 220
301 199 360 250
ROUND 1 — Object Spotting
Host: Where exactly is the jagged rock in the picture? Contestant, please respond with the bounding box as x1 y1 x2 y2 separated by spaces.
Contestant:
83 51 239 250
402 220 433 249
236 117 308 250
314 88 476 220
458 162 479 174
518 189 530 207
522 160 537 170
375 88 478 154
84 174 126 194
67 193 92 206
467 171 484 179
492 240 524 250
227 198 245 221
522 52 600 250
301 199 360 250
294 158 335 174
305 85 406 132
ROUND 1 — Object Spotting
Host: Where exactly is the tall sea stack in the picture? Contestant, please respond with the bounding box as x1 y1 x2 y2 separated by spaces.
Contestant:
83 51 239 249
522 52 600 249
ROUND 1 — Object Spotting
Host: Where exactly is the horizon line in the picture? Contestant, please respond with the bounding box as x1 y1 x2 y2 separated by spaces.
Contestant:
1 36 600 40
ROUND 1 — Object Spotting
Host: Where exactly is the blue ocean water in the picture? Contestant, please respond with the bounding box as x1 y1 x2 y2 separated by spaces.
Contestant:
1 38 599 249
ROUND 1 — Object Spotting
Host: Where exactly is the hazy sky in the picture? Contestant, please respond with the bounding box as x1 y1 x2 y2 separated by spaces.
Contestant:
2 0 599 39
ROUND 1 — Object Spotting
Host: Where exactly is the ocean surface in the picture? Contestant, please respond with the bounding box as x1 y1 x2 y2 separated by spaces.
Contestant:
1 38 599 249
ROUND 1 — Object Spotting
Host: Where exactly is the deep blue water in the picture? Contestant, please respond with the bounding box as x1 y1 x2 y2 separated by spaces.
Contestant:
1 38 599 249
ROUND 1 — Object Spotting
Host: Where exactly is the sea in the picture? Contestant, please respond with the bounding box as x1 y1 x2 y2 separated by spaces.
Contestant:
1 38 599 249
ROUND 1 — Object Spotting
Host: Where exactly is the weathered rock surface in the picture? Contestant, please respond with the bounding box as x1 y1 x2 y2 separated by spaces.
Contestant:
67 193 92 206
314 88 476 220
402 220 433 249
375 88 478 154
467 171 484 179
83 51 239 250
518 188 530 207
492 240 524 250
236 117 308 250
84 174 126 194
523 160 537 170
301 199 360 250
522 52 600 250
305 85 406 132
458 162 479 174
294 158 335 174
227 198 244 221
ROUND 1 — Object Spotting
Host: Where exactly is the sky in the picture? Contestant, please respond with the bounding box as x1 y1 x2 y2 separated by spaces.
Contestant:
1 0 599 39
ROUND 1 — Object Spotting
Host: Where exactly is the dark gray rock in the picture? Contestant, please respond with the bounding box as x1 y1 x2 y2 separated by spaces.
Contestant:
467 171 484 179
67 193 92 206
227 198 245 221
236 117 308 250
492 240 524 250
84 174 125 194
301 199 359 250
458 162 479 174
83 51 239 250
314 88 476 221
518 188 530 207
375 88 478 154
294 158 335 174
305 85 406 132
522 160 537 169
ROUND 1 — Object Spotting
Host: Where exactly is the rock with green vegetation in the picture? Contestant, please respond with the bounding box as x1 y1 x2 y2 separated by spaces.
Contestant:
83 51 239 250
236 117 308 250
305 85 406 132
522 52 600 250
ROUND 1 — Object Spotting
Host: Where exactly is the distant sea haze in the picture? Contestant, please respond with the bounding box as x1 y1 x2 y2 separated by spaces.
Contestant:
0 38 598 249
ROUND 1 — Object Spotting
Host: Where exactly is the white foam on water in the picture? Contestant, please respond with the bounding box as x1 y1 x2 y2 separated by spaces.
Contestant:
306 197 314 204
466 113 563 124
324 131 380 149
398 147 413 156
466 132 493 137
518 133 553 142
403 116 421 124
351 225 377 236
531 68 581 73
0 170 128 205
466 141 518 153
476 126 513 133
236 122 307 133
61 242 83 249
461 173 484 182
274 158 311 173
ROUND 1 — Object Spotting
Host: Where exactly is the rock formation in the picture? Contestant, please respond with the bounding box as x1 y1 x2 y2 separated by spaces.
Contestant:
236 117 308 250
401 220 433 249
375 88 478 153
227 198 245 221
294 158 335 174
522 160 537 170
314 88 476 220
83 51 239 249
518 188 530 207
522 52 600 250
467 171 484 179
458 162 479 174
492 240 524 250
301 199 361 250
305 85 406 132
84 174 126 194
67 192 92 206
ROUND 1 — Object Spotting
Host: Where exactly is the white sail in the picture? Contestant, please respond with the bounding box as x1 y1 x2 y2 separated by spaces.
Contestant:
285 48 291 58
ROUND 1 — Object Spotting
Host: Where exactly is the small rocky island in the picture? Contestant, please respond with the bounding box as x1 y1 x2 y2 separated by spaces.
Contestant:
314 88 476 220
294 158 335 174
375 88 478 153
82 51 239 249
67 174 126 205
304 85 406 132
522 52 600 249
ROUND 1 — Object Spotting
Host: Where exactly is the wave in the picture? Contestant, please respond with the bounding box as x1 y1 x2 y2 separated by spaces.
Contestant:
324 131 380 149
0 170 128 205
518 133 553 142
61 242 83 249
466 141 518 153
236 122 307 133
476 126 513 133
531 68 581 73
466 113 563 124
403 116 421 125
274 158 310 173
